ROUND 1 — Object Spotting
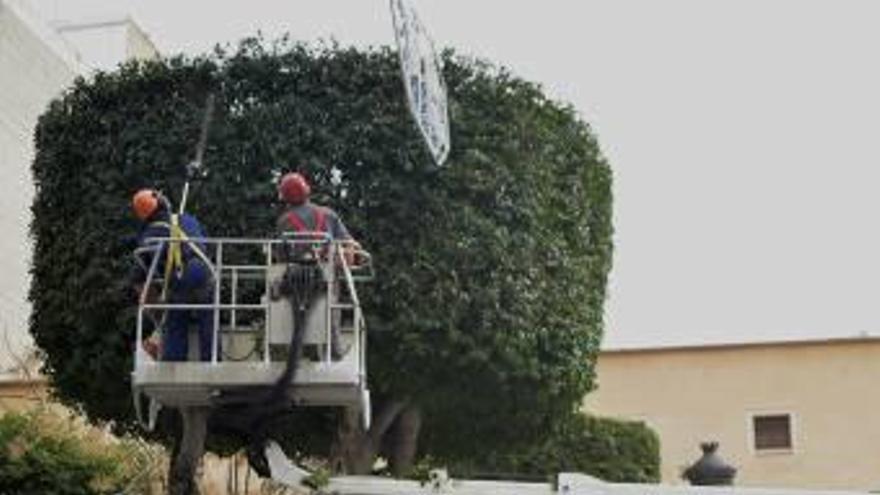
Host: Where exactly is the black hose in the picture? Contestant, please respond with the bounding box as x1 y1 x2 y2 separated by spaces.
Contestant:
208 258 324 476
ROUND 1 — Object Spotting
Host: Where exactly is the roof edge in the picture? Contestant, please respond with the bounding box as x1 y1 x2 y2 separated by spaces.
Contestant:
601 334 880 354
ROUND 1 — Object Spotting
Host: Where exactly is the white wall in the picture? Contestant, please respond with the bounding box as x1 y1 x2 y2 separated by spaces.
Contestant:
55 18 158 72
55 20 129 71
0 1 158 376
0 0 81 373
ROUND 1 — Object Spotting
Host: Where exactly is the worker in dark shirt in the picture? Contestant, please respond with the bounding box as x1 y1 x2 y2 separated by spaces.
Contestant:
274 172 360 360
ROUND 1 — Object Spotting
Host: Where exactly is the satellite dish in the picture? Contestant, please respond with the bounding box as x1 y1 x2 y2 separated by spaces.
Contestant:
389 0 450 166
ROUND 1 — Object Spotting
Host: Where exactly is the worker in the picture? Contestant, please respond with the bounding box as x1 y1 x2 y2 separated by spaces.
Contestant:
130 188 217 362
275 171 360 259
275 172 360 360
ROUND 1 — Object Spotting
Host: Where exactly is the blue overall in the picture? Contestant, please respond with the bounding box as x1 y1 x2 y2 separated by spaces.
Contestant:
135 213 217 361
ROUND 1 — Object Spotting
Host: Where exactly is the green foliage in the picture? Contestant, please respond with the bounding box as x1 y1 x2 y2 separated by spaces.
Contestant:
0 408 160 494
30 38 613 457
448 414 661 483
302 466 331 490
545 414 660 483
404 454 438 485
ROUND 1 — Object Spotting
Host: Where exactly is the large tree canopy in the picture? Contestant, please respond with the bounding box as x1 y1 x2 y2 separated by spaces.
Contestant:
30 38 613 468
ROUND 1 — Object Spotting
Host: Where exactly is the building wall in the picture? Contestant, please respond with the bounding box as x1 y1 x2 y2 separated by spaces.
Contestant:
0 378 48 412
54 21 129 71
55 18 158 72
0 0 80 372
584 339 880 491
125 20 159 61
0 2 158 375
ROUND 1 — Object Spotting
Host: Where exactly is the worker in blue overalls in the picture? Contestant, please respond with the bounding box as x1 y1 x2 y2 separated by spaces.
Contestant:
130 188 217 361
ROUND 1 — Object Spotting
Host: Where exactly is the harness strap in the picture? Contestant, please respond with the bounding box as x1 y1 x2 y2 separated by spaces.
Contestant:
162 215 184 295
157 215 212 294
285 211 308 232
285 206 328 234
313 207 327 233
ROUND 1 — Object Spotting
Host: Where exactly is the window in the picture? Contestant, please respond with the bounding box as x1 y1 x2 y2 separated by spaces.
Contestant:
752 414 793 451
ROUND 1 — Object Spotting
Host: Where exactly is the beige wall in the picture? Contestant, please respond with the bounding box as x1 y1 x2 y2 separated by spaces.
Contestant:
584 339 880 491
0 379 47 412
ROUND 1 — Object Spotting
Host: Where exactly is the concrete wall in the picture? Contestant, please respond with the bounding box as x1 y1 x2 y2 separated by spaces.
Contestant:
0 2 158 375
0 0 80 372
125 19 158 62
55 17 159 72
54 20 129 71
584 338 880 491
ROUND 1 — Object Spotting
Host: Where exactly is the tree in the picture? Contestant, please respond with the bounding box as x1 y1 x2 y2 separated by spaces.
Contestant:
30 38 613 476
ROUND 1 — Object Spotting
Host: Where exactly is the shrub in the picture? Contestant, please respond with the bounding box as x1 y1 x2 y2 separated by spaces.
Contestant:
448 413 660 483
0 407 164 494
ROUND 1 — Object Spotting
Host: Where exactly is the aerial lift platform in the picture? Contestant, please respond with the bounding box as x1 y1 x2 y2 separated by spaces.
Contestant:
131 235 374 430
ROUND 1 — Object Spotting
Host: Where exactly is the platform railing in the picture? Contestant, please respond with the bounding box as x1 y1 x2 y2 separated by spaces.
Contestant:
133 235 373 379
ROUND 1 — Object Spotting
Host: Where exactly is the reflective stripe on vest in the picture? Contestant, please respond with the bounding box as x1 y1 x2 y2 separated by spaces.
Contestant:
285 206 327 234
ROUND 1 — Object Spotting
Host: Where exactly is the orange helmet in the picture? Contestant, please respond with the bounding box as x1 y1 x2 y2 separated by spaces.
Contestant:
132 189 160 221
278 172 311 205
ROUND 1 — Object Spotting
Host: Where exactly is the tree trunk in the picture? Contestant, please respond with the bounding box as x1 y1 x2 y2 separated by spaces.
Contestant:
388 405 422 477
330 407 379 474
329 399 410 475
168 407 209 495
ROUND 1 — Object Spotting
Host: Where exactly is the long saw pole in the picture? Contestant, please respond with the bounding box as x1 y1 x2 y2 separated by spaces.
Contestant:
179 93 216 215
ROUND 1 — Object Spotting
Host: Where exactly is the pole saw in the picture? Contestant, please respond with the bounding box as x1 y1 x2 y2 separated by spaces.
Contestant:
179 92 216 215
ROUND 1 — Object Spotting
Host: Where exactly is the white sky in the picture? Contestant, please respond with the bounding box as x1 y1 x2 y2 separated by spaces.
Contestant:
80 1 880 348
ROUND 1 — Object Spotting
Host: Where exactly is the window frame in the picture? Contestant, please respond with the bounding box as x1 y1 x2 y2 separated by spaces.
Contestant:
747 410 797 455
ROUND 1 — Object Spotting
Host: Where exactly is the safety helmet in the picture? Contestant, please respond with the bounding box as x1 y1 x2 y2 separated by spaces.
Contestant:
278 172 311 205
132 189 161 221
